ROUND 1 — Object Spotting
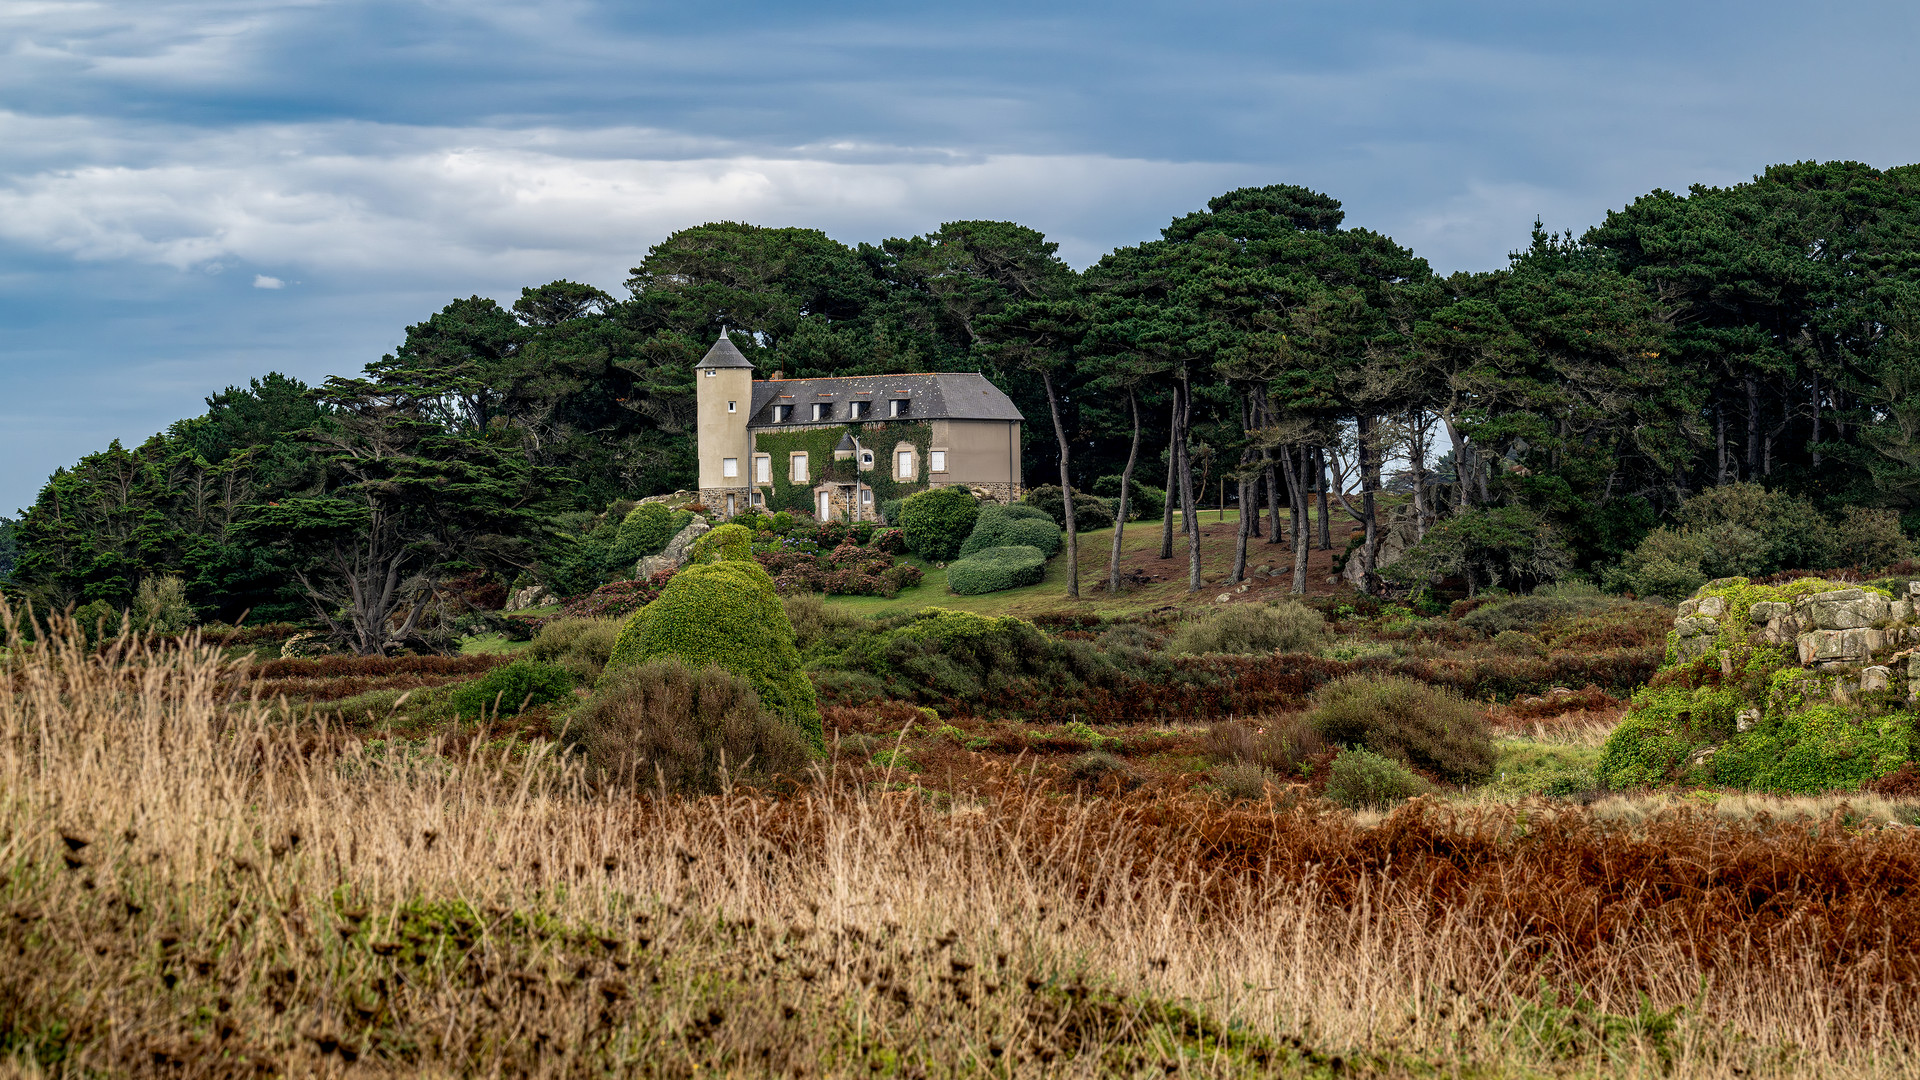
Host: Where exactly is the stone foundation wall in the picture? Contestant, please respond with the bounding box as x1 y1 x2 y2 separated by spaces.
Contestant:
697 487 753 519
933 481 1022 505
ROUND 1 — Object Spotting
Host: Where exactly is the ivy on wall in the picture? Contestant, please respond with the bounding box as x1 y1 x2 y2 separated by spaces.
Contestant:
752 421 933 518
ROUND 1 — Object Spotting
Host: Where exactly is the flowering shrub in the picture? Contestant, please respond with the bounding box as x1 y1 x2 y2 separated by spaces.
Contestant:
757 540 923 597
552 570 676 621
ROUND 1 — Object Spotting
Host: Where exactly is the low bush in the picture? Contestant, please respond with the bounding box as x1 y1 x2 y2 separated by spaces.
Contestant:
1023 485 1115 532
1324 748 1426 808
576 658 810 792
1458 588 1618 637
606 560 822 747
1835 506 1913 569
526 617 621 681
898 486 979 562
1203 716 1326 778
1212 762 1276 802
1068 750 1130 785
946 545 1047 595
1168 601 1327 656
551 570 675 621
757 541 924 597
132 575 193 635
781 592 862 653
1093 474 1164 521
1307 674 1495 783
448 659 575 719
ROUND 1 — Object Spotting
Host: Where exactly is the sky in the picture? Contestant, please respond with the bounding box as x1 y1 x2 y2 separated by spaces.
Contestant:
2 0 1918 515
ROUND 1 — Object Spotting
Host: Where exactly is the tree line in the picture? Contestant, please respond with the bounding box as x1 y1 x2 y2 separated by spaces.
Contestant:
9 160 1920 648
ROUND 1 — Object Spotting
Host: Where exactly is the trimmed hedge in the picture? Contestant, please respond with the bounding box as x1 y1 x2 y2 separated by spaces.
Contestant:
898 486 979 561
947 544 1048 595
959 504 1063 558
616 503 692 561
606 560 822 747
689 523 754 564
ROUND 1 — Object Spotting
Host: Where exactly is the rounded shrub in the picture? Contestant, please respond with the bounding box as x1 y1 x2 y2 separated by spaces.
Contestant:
577 657 809 792
1324 748 1425 808
1022 485 1114 531
946 545 1047 596
606 560 821 747
689 523 754 564
615 503 691 560
133 575 194 635
898 486 980 561
1212 761 1277 802
960 504 1063 558
1168 601 1326 656
1306 674 1495 784
527 617 621 681
450 659 575 718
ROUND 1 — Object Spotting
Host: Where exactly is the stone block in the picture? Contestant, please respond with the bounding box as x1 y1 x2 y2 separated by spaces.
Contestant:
1862 666 1893 693
1908 580 1920 600
1674 616 1720 637
1748 601 1790 622
1798 628 1888 665
1895 600 1915 623
1694 595 1727 619
1795 589 1891 631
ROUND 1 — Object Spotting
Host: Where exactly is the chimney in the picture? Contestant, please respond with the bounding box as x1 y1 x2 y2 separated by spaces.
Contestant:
770 370 784 380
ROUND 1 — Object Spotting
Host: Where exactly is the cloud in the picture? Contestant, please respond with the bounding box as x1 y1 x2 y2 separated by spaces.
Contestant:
0 119 1263 276
251 273 282 288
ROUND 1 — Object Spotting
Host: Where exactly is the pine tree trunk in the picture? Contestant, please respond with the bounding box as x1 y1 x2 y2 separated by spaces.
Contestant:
1289 444 1310 594
1043 371 1078 599
1315 447 1331 551
1108 390 1141 594
1180 370 1202 592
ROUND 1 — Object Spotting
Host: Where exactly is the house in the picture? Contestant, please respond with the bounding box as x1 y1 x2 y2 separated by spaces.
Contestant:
693 331 1024 520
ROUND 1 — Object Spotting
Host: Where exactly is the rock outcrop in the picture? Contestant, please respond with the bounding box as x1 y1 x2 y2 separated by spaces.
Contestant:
1667 578 1920 695
632 516 709 580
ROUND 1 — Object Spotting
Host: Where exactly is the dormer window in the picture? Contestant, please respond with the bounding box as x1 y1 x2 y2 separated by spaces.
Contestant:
773 404 793 422
849 400 869 419
812 402 832 421
889 398 909 417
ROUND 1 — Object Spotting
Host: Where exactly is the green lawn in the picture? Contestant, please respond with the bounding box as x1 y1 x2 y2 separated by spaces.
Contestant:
823 509 1348 618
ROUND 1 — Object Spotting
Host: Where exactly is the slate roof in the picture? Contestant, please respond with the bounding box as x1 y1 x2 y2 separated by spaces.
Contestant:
745 372 1024 427
694 333 755 369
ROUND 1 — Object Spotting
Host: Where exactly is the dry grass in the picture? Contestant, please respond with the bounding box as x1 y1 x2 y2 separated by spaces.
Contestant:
9 617 1920 1076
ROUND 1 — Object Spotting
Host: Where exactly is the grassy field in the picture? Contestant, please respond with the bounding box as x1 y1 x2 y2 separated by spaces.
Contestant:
11 624 1920 1077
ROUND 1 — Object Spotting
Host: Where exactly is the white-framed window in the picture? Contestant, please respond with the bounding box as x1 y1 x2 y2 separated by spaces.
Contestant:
754 455 771 483
773 404 793 422
889 398 909 417
812 402 832 421
860 451 873 468
727 400 736 413
817 491 832 519
722 457 738 479
705 368 717 377
726 494 736 515
930 449 947 473
752 491 763 505
896 450 914 478
791 452 809 483
862 489 873 504
850 400 869 419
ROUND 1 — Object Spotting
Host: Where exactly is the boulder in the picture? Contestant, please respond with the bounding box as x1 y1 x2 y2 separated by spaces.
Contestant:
506 584 557 611
1342 517 1420 589
1797 628 1888 666
1793 588 1891 631
633 516 710 580
1861 665 1893 693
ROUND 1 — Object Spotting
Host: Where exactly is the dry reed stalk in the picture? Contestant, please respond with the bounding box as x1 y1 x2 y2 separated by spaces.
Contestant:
3 612 1919 1076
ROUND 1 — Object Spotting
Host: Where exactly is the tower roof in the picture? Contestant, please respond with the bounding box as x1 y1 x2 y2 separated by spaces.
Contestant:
695 331 755 369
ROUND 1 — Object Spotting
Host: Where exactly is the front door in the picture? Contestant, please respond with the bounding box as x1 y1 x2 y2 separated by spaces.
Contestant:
726 494 736 517
818 491 831 520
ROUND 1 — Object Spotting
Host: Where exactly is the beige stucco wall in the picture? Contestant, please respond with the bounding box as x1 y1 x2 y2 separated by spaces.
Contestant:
695 367 753 493
931 419 1021 485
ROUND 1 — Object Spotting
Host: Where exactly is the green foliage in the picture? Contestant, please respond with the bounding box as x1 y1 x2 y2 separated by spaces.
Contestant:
1022 485 1115 531
1713 703 1913 794
959 504 1063 558
780 591 862 654
1167 601 1327 656
688 523 754 564
1835 506 1914 569
526 617 621 682
1211 762 1277 802
1596 684 1743 789
946 545 1047 595
1386 506 1572 594
614 503 692 564
1323 748 1426 808
0 516 15 583
131 575 193 635
1070 750 1131 784
449 659 575 719
897 486 980 561
751 421 934 518
1458 587 1625 637
576 657 809 792
1489 743 1601 797
1093 475 1164 521
606 560 821 747
1307 674 1496 783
